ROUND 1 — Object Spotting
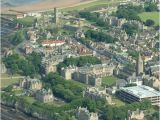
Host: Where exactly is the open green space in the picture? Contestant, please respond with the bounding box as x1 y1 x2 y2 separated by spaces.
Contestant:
15 16 34 27
23 96 36 104
1 74 23 89
138 12 159 25
102 76 117 86
61 0 124 11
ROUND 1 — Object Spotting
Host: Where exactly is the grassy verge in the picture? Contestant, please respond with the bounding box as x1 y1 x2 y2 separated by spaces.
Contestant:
138 12 159 26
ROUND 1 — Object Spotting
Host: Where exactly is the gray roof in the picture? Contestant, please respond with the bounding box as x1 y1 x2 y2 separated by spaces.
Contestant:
120 85 160 98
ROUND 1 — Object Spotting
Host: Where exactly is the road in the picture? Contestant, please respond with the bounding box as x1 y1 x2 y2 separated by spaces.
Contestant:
1 76 25 80
1 105 39 120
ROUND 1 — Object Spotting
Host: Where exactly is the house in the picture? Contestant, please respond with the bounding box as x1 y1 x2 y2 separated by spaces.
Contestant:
77 107 98 120
36 89 54 103
84 87 112 104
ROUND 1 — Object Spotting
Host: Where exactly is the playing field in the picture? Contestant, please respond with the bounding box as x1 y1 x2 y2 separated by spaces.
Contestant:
138 12 159 25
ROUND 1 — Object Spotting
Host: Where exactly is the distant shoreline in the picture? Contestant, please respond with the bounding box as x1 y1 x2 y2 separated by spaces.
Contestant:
1 0 95 13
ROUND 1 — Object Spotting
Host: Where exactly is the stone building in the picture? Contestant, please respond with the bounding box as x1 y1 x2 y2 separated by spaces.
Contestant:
136 53 144 76
84 87 112 104
61 66 77 80
20 77 42 91
61 64 115 80
127 109 145 120
77 107 98 120
36 89 54 103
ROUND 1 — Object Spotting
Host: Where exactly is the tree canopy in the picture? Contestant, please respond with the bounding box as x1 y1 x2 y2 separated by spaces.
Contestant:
85 30 118 43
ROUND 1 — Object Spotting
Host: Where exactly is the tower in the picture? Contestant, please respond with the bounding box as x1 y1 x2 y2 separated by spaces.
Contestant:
136 53 144 76
54 7 58 24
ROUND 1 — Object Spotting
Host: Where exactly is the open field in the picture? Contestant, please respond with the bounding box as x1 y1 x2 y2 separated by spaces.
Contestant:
1 73 23 89
61 0 124 11
102 76 117 86
138 12 159 26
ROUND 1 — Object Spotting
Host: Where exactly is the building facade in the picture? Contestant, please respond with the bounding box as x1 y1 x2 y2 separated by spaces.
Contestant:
20 77 42 91
77 107 98 120
36 89 54 103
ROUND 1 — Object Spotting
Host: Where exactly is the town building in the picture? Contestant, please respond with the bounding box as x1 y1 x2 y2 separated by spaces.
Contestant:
20 77 42 91
36 89 54 103
84 87 112 104
127 109 145 120
119 85 160 106
77 107 98 120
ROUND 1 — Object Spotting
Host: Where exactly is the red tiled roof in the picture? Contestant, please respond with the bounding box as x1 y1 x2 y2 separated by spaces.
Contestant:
42 40 65 45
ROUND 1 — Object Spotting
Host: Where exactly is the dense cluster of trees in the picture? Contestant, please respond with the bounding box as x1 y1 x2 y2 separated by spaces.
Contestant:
3 52 42 77
85 30 118 43
114 3 158 21
79 11 110 29
122 22 139 36
57 56 101 72
10 29 28 46
114 4 144 20
145 3 158 12
102 99 152 120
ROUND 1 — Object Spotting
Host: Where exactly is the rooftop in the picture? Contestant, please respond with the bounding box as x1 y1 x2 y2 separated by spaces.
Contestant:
120 85 160 98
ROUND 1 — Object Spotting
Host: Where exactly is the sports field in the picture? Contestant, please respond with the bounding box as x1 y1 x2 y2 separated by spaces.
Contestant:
138 12 159 25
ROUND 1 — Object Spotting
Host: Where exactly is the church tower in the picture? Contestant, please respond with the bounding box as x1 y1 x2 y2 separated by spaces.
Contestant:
136 53 144 76
54 7 58 24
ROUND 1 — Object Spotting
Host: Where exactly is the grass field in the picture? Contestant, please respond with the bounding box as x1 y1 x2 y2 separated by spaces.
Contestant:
1 74 22 89
138 12 159 26
61 0 124 11
102 76 117 86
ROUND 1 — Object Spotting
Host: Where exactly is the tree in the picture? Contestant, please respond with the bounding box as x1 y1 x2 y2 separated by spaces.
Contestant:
145 3 158 12
122 23 138 36
145 19 155 26
11 64 19 74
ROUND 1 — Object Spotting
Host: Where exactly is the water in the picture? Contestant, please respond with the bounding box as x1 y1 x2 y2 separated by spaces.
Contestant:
1 0 42 7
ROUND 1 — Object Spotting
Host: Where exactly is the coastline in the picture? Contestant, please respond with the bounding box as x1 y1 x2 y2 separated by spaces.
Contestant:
1 0 95 13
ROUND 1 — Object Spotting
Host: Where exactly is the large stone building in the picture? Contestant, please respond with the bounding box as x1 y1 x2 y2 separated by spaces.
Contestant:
84 87 112 104
77 107 98 120
36 89 54 103
73 72 102 86
20 77 42 91
136 53 144 76
61 64 115 80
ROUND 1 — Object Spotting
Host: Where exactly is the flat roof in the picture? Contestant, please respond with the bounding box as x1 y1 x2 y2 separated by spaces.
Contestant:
120 85 160 98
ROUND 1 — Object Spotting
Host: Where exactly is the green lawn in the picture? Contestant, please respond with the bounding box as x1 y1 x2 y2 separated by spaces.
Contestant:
61 0 125 11
23 96 36 104
16 16 34 26
1 73 22 89
102 76 117 86
138 12 159 26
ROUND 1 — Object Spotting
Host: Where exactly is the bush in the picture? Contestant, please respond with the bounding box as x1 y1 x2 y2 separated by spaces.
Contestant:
145 19 155 26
